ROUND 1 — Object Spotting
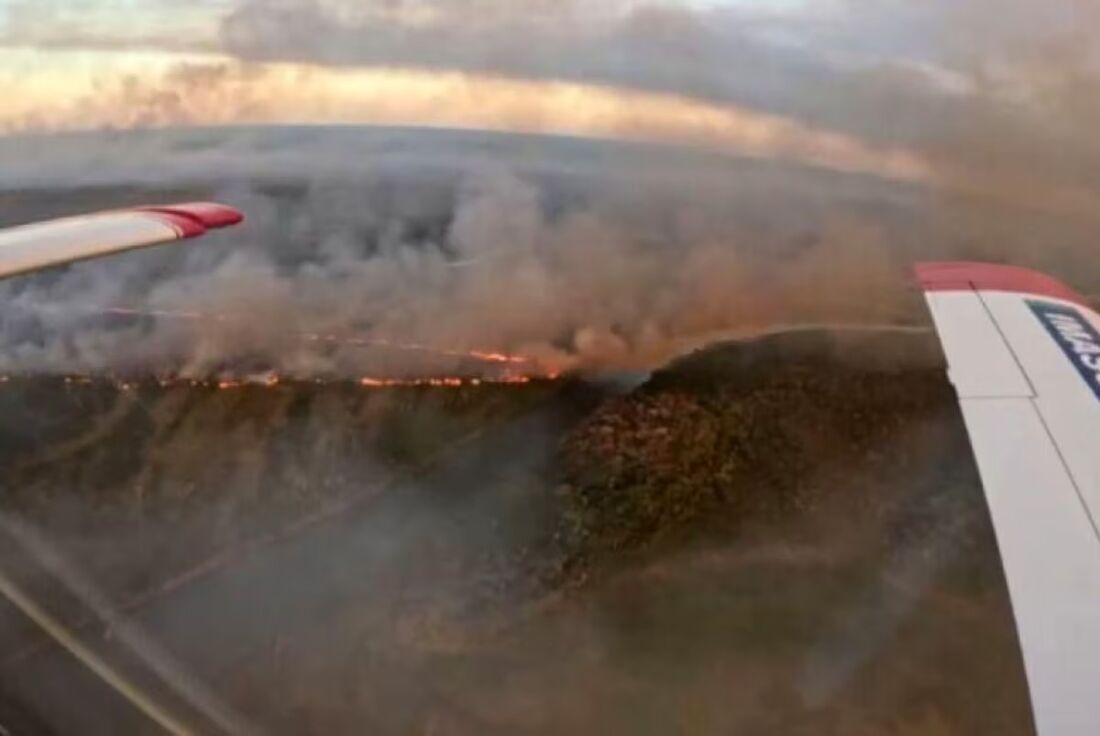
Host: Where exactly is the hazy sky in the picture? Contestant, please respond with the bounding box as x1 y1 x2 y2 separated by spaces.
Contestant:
1 0 1098 210
0 1 988 130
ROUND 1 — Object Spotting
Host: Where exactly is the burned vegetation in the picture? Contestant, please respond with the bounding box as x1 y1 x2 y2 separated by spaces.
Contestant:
554 330 977 566
0 329 1032 735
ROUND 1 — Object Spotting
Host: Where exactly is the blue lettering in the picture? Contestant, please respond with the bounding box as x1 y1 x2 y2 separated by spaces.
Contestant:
1029 300 1100 404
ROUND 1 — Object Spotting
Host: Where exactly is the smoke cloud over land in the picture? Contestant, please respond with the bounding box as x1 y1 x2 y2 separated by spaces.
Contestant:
0 5 1079 731
0 123 1097 380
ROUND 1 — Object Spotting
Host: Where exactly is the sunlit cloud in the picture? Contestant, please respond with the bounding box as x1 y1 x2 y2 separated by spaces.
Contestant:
3 0 1100 217
0 0 226 50
0 49 929 183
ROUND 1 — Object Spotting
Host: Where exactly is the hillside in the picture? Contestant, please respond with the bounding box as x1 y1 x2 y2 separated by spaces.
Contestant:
0 329 1033 735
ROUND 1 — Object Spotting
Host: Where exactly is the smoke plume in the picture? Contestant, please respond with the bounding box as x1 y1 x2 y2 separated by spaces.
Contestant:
2 114 1099 381
3 1 1100 378
0 150 909 377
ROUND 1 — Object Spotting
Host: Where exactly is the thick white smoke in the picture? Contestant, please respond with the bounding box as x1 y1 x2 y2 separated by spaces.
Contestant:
0 128 931 378
3 0 1100 378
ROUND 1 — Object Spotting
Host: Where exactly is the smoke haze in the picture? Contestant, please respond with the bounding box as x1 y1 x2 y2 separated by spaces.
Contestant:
0 4 1076 733
0 127 921 378
0 122 1097 379
6 0 1100 215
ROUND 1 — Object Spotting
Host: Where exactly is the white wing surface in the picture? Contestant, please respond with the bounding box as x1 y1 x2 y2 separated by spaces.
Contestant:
916 261 1100 736
0 202 243 279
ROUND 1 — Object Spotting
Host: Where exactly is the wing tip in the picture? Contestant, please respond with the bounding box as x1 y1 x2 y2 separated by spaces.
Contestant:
136 202 245 238
915 261 1089 308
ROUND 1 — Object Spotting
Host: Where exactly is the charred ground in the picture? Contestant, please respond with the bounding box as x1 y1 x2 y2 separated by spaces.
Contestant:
0 329 1032 735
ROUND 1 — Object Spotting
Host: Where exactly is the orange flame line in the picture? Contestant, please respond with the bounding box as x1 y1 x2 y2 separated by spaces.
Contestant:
1 372 555 391
96 305 537 367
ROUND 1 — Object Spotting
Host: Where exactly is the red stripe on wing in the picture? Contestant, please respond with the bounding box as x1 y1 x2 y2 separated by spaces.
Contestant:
915 261 1090 308
136 202 245 239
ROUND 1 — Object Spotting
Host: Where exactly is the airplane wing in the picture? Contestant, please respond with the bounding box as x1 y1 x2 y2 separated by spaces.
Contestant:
0 200 246 733
0 202 243 280
916 261 1100 736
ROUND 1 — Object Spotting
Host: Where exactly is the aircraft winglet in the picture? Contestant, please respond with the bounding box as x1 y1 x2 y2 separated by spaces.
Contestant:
0 202 244 280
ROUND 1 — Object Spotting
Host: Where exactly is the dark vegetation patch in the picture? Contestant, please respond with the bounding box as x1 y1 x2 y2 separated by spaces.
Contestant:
554 330 975 573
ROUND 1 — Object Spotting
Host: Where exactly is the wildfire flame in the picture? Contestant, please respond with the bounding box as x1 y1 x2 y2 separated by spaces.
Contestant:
357 374 534 389
301 334 531 365
8 304 566 388
0 372 557 391
95 305 541 369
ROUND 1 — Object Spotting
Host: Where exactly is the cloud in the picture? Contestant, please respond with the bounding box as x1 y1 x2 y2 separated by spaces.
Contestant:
0 60 928 184
0 0 222 52
209 0 1100 215
7 0 1100 221
217 1 824 114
